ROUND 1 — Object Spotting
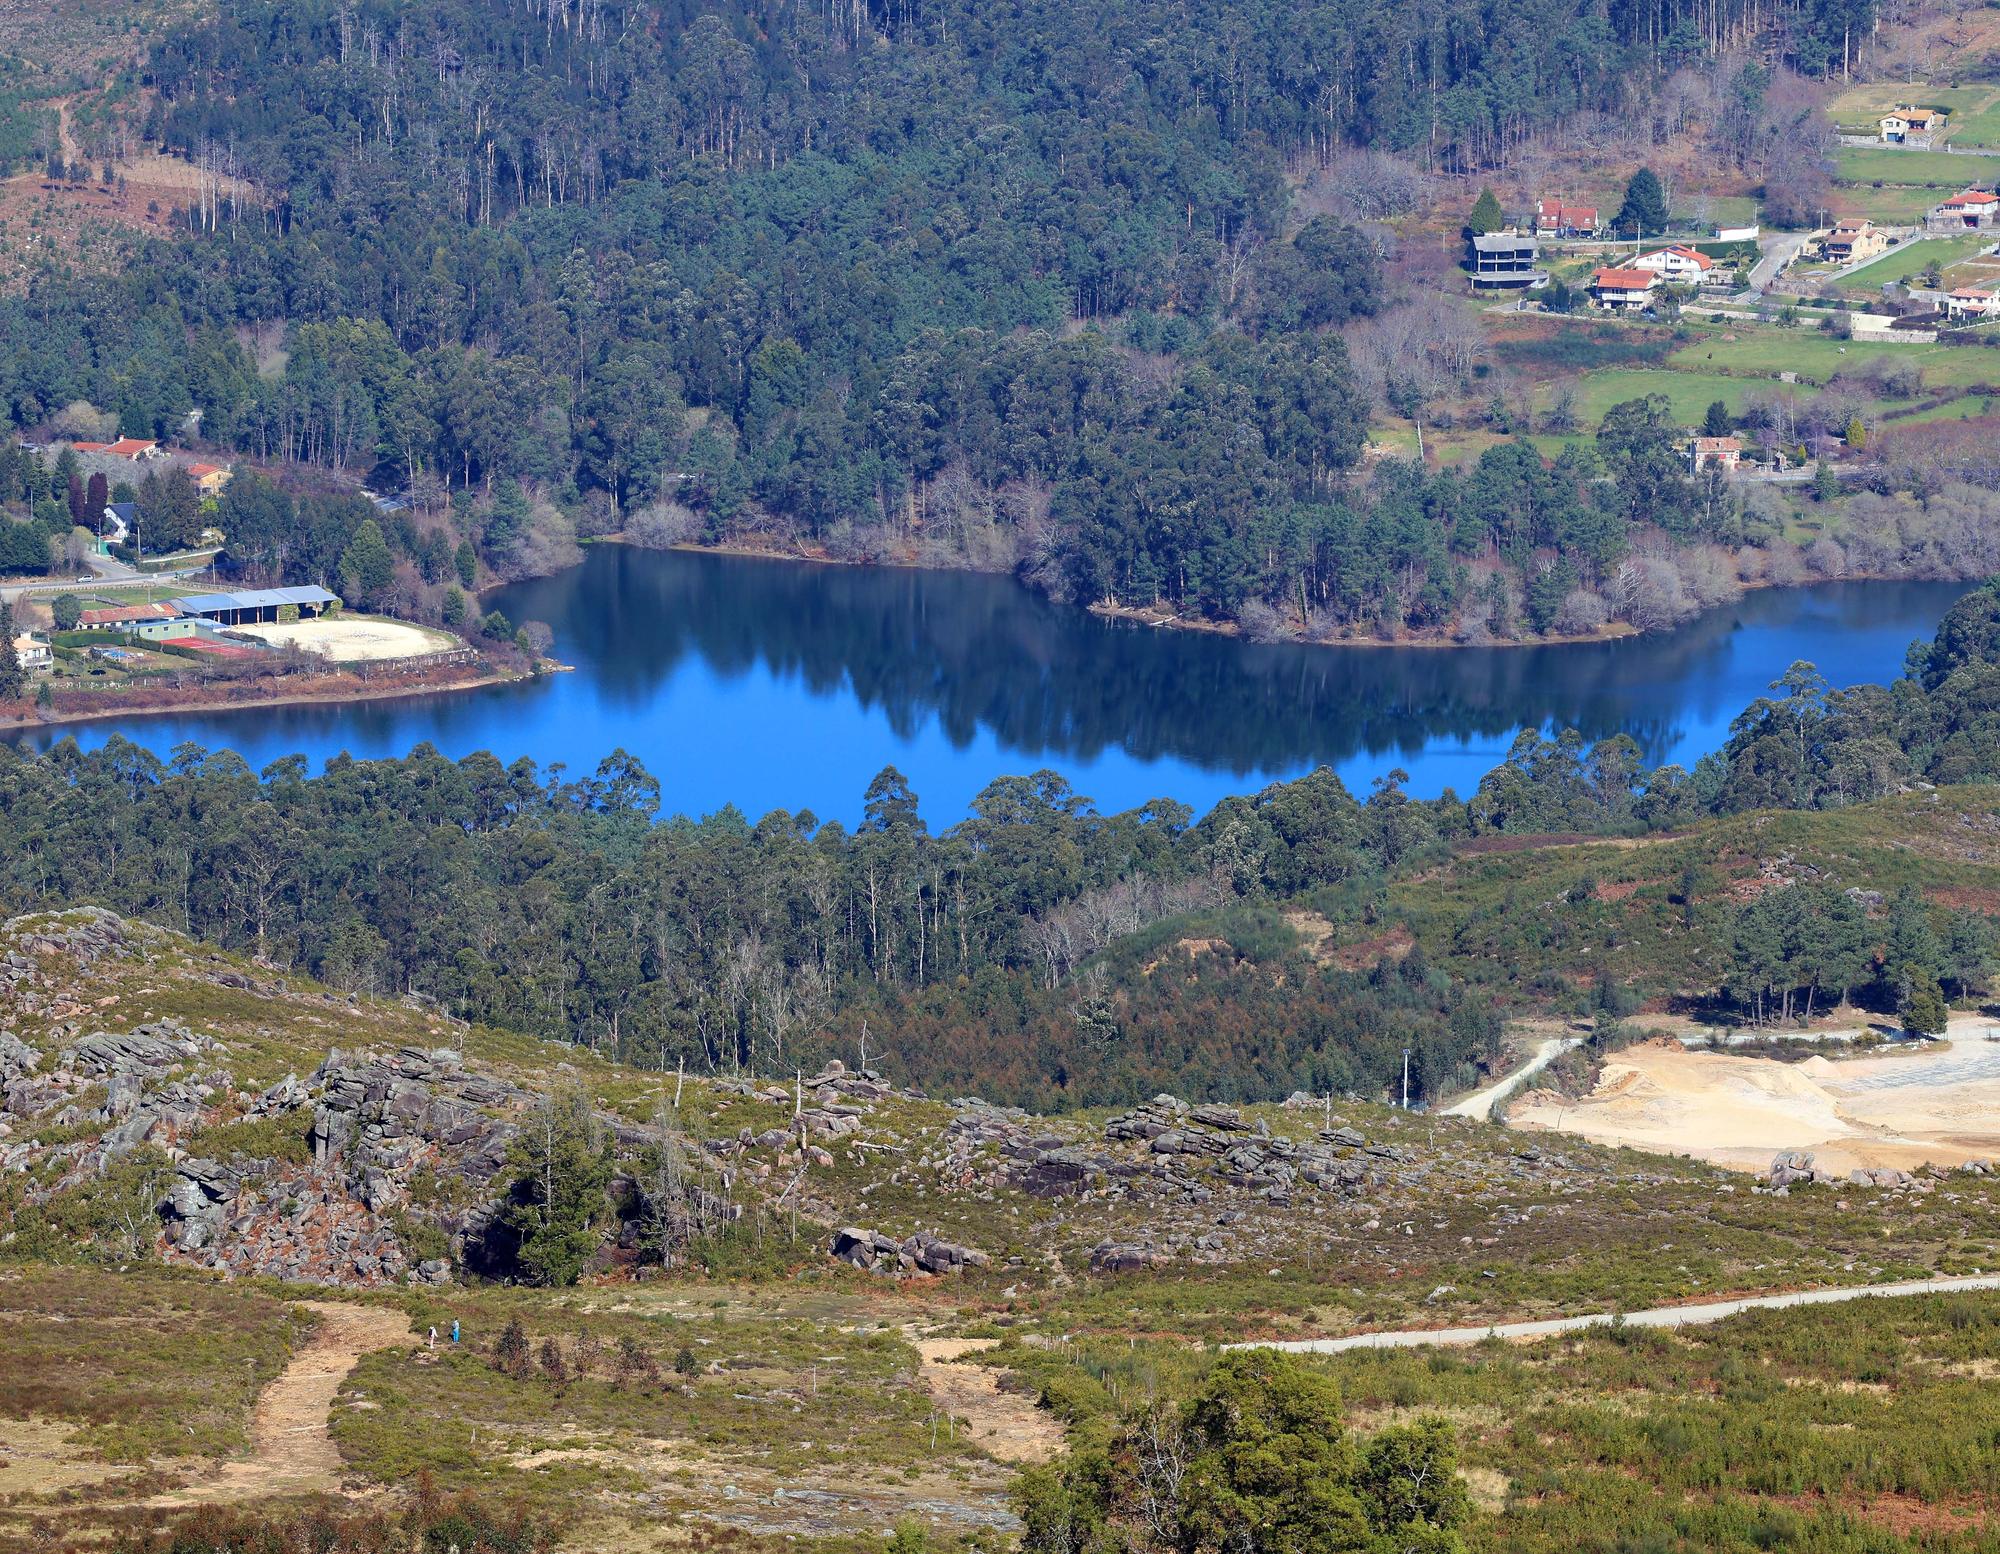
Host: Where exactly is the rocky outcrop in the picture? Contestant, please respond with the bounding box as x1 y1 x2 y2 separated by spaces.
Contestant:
831 1225 990 1277
65 1020 215 1076
1765 1150 1824 1188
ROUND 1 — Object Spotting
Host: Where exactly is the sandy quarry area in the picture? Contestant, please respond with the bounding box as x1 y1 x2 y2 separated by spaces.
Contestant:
236 618 456 663
1509 1015 2000 1174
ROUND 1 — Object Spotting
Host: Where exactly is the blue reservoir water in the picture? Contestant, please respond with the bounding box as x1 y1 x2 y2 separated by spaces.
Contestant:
6 546 1972 824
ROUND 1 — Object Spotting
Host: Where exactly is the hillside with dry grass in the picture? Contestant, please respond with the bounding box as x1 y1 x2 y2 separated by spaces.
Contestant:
6 879 2000 1549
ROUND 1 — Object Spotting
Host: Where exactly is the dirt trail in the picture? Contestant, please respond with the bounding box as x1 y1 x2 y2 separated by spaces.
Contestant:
913 1338 1064 1465
150 1301 412 1506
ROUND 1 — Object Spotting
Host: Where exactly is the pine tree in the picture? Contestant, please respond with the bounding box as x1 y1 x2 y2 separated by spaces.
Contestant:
501 1084 613 1287
1467 188 1504 236
0 602 21 700
337 519 396 605
1901 972 1948 1038
1613 168 1669 239
1702 401 1732 437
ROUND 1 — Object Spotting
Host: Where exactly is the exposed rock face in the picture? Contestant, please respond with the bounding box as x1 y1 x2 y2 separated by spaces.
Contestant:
830 1225 990 1276
66 1021 215 1076
155 1043 538 1287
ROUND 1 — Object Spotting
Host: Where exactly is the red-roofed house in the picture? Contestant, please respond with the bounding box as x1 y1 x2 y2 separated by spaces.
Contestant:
1689 435 1743 473
1929 189 1999 231
1633 245 1717 283
1533 198 1600 238
1590 266 1661 310
70 438 160 460
186 461 233 497
1947 285 2000 321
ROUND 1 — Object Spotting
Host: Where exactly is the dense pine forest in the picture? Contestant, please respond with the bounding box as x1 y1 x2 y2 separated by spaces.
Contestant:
0 0 1889 636
7 579 2000 1109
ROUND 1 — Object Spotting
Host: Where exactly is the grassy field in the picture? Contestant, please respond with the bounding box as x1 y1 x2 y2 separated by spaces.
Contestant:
1826 81 2000 134
1837 231 2000 294
1546 366 1782 425
1668 329 2000 393
1834 143 1988 187
1952 97 2000 148
331 1286 1014 1538
1831 180 1953 224
1674 193 1762 229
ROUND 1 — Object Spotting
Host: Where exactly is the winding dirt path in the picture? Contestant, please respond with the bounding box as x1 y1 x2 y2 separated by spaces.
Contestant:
150 1301 413 1506
914 1337 1065 1465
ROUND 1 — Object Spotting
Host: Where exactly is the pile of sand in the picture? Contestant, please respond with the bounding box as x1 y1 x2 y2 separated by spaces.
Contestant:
1508 1018 2000 1173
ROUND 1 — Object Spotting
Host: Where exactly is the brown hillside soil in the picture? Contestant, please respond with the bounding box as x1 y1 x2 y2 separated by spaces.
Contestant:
0 657 514 733
912 1338 1064 1466
147 1302 413 1507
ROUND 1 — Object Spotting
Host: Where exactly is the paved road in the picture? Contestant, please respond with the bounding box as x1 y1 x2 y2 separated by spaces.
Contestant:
0 564 203 607
1748 229 1814 295
1440 1035 1585 1119
1227 1274 2000 1354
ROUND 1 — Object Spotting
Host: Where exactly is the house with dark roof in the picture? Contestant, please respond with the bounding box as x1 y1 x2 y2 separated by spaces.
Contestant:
1465 233 1547 290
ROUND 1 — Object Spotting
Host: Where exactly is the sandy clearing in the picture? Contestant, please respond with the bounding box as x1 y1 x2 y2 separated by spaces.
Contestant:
146 1300 413 1507
0 1418 141 1503
1509 1017 2000 1172
236 617 456 663
913 1337 1064 1465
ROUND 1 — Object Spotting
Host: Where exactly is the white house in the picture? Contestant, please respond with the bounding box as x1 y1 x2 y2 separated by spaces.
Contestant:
1947 285 2000 321
1881 106 1947 146
1633 245 1717 283
1928 189 2000 232
12 633 51 672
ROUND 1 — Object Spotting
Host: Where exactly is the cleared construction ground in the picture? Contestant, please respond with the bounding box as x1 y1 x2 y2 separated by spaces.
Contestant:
1509 1015 2000 1173
236 618 457 663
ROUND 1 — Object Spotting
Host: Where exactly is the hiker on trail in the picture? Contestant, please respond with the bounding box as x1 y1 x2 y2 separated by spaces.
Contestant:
451 1319 460 1344
428 1325 437 1351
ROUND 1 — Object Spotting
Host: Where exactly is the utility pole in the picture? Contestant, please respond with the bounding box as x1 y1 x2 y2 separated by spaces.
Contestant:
1402 1048 1411 1110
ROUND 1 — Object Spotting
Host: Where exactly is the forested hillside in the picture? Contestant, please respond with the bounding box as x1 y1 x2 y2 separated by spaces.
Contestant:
0 0 1886 637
